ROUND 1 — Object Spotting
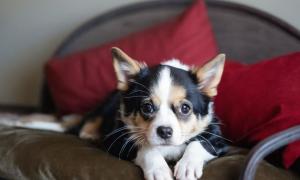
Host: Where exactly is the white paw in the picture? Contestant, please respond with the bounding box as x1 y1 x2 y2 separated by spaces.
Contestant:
144 163 173 180
174 156 204 180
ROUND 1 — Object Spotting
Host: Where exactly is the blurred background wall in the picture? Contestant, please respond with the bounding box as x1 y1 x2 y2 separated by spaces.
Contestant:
0 0 299 107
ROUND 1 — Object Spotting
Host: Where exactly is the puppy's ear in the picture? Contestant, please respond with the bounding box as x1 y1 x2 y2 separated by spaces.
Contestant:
112 47 145 90
191 54 225 97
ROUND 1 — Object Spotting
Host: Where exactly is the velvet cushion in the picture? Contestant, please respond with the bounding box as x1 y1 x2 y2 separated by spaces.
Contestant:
46 0 217 114
0 126 299 180
215 52 300 168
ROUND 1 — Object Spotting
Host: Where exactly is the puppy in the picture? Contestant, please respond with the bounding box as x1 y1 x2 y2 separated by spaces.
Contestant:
0 48 228 180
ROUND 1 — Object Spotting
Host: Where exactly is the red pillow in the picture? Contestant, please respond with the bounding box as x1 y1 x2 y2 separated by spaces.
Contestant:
215 52 300 168
46 0 217 114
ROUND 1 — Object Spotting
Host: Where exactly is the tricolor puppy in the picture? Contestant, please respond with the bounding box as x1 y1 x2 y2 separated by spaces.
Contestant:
0 48 228 180
78 48 228 180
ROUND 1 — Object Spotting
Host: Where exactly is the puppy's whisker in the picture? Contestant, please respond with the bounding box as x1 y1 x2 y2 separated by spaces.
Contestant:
126 137 143 158
197 134 217 154
128 90 149 95
104 127 128 140
118 135 137 159
126 126 145 131
126 143 135 158
107 131 132 153
128 80 151 93
123 95 149 99
210 122 224 126
203 131 232 142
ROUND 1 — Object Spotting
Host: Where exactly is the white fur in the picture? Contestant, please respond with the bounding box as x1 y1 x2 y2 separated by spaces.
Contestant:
16 121 64 132
161 59 189 71
149 67 182 145
0 113 65 132
135 146 173 180
156 144 186 161
174 141 215 180
155 67 172 104
148 68 215 146
135 141 214 180
136 66 216 180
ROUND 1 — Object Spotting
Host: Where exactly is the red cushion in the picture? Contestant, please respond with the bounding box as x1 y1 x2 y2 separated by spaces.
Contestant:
215 53 300 168
46 0 217 114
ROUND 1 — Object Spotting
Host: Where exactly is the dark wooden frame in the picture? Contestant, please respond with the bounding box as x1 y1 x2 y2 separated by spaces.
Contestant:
53 0 300 58
40 0 300 113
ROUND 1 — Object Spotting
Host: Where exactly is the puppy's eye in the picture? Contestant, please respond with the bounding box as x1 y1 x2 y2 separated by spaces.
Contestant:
181 103 191 114
141 102 154 115
178 100 192 116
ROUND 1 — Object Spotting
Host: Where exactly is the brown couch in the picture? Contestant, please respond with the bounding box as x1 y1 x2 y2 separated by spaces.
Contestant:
1 0 300 179
0 126 298 180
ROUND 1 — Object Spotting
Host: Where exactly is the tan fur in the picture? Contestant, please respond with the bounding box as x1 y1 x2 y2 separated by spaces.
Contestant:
80 117 103 140
123 83 210 145
61 114 82 129
150 85 186 108
112 47 146 90
179 113 211 140
192 54 225 97
169 85 186 105
123 113 150 145
151 95 161 108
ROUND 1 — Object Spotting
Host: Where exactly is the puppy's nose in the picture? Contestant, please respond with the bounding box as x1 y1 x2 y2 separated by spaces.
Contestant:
157 126 173 139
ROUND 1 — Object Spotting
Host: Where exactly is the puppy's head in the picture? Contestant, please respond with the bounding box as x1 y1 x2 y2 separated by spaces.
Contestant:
112 47 225 146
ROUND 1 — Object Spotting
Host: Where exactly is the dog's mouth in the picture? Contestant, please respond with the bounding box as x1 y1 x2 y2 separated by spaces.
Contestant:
149 138 184 146
159 140 172 146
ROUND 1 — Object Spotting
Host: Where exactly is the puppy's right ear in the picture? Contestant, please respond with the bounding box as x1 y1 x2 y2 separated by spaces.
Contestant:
112 47 145 90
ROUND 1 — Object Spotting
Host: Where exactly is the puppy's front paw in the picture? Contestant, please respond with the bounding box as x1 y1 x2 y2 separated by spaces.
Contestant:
144 163 173 180
174 156 204 180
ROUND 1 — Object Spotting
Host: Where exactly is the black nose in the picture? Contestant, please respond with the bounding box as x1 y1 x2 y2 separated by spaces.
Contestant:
157 126 173 139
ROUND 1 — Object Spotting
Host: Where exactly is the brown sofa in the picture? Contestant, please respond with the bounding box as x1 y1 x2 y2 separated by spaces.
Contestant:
0 126 299 180
1 0 300 179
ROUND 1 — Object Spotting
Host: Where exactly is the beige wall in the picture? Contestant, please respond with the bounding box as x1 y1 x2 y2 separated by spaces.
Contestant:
0 0 299 107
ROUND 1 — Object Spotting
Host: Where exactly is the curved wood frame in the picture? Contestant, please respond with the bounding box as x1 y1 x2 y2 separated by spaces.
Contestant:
240 125 300 180
41 0 300 113
53 0 300 57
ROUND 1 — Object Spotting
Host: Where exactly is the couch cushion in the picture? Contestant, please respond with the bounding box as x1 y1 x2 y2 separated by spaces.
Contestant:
0 126 299 180
215 52 300 168
46 0 218 114
0 126 142 180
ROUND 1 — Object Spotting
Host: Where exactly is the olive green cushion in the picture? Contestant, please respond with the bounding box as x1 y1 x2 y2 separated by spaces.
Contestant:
0 126 298 180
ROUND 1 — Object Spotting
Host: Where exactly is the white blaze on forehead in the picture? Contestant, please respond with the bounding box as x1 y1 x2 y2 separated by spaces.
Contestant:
149 67 182 145
153 67 172 104
161 59 189 71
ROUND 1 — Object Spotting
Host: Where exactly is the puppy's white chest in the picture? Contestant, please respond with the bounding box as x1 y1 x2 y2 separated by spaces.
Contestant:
156 144 187 161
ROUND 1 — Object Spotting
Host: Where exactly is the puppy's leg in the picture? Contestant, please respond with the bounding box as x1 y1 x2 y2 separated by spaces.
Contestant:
79 117 103 140
174 141 215 180
135 146 173 180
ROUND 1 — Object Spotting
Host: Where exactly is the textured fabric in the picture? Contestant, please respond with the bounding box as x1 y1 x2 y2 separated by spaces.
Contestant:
46 0 217 114
215 52 300 168
0 126 299 180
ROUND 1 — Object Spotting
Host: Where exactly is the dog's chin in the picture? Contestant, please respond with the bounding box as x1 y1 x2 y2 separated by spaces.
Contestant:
149 139 184 146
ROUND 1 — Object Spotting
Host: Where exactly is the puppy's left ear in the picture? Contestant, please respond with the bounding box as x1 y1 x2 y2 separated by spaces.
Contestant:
112 47 146 90
192 54 225 97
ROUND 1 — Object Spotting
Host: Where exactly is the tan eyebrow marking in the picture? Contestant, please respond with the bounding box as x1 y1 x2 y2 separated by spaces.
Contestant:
169 85 187 105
